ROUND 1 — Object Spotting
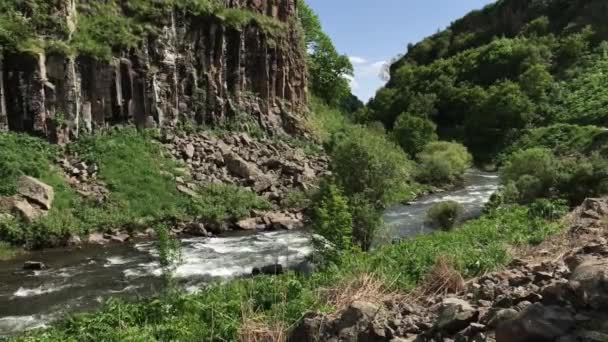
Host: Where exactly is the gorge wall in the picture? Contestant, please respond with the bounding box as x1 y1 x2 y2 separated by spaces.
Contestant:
0 0 307 142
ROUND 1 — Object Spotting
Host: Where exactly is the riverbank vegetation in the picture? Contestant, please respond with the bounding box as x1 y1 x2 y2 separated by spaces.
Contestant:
9 203 563 341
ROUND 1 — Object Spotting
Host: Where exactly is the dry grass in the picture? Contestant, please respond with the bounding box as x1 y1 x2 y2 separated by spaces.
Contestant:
238 302 287 342
238 319 286 342
322 272 404 314
412 256 465 299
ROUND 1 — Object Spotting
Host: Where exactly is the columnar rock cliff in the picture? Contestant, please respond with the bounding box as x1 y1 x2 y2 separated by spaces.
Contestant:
0 0 307 142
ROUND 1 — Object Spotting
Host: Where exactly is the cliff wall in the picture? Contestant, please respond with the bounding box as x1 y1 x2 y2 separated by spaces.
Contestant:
0 0 307 142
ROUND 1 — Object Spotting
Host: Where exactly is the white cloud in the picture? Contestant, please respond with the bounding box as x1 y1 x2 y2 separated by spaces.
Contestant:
343 74 359 89
348 56 368 65
347 58 390 102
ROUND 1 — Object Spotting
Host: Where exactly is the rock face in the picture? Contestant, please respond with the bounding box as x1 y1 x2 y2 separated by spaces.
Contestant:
0 1 307 142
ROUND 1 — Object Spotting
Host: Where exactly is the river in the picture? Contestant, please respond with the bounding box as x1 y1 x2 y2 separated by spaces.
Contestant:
0 170 499 336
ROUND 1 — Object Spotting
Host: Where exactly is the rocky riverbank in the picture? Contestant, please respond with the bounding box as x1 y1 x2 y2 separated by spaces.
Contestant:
289 198 608 342
1 129 330 248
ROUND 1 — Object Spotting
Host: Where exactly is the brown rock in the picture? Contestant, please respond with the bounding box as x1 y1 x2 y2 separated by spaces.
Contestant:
237 217 260 231
88 232 109 245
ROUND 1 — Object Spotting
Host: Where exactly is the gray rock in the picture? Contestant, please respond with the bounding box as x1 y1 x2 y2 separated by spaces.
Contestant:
183 223 208 236
570 259 608 310
17 176 54 210
252 264 284 276
496 303 575 342
436 298 479 334
23 261 46 271
183 143 195 159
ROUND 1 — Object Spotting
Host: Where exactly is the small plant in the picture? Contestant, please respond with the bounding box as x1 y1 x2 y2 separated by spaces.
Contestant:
427 201 463 230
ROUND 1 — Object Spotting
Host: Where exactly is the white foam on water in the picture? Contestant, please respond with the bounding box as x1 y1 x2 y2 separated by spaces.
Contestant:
12 284 71 298
0 315 50 336
105 256 131 267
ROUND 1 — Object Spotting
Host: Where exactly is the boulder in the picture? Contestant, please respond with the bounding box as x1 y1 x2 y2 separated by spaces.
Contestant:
104 232 130 243
224 152 261 179
435 298 479 334
23 261 46 270
496 303 575 342
88 232 109 245
177 184 200 198
183 223 208 236
236 217 260 231
67 234 82 246
182 143 195 159
252 264 284 276
1 196 47 223
17 176 54 210
569 259 608 310
264 212 303 230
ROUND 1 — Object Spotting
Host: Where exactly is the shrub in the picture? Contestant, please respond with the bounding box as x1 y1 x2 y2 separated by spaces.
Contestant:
349 194 383 251
310 180 353 253
416 141 473 186
500 148 557 203
392 113 438 157
528 198 568 220
331 125 415 206
426 201 463 230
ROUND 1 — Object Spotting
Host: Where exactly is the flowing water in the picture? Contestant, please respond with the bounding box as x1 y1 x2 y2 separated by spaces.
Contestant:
383 170 500 240
0 170 499 336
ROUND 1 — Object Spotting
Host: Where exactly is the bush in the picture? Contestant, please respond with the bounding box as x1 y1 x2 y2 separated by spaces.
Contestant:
426 201 463 230
392 113 438 157
311 180 353 254
349 194 383 251
331 125 415 206
500 148 557 203
416 141 473 186
528 198 568 220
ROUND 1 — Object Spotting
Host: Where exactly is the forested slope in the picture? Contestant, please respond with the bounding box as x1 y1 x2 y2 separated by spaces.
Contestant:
364 0 608 160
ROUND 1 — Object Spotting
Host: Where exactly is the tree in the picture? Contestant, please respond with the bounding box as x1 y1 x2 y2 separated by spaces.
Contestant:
466 80 535 158
331 126 414 207
392 113 438 157
297 1 353 106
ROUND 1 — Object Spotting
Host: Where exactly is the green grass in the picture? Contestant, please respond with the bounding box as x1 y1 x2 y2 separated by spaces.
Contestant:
189 183 272 222
11 204 563 341
0 128 271 249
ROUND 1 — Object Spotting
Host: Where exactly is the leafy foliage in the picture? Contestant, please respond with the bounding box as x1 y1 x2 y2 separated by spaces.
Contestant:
426 201 463 231
367 0 608 161
311 180 353 255
392 113 438 157
331 125 415 207
416 141 473 186
297 1 354 108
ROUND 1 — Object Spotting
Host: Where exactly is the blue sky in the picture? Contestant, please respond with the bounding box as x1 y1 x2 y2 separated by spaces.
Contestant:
306 0 496 102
